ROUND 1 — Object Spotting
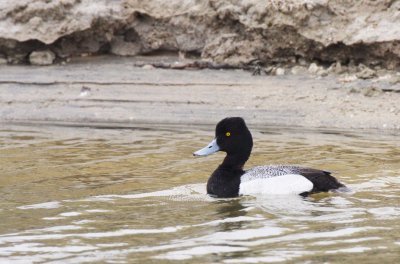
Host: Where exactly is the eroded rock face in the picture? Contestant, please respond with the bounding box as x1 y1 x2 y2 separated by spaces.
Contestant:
0 0 399 68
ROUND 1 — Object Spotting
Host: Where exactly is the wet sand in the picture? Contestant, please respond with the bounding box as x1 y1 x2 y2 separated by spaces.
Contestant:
0 56 399 132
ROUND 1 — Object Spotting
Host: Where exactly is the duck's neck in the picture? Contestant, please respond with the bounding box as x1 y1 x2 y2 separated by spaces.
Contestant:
220 151 250 170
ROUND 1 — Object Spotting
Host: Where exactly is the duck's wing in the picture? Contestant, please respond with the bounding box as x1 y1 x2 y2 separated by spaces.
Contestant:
240 165 314 195
242 165 306 180
241 165 345 195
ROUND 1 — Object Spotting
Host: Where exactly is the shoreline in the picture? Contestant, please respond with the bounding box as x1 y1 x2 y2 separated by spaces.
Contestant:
1 56 399 133
3 120 400 139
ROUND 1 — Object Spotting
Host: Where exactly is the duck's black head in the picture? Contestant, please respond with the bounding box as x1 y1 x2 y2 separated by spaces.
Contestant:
215 117 253 156
194 117 253 169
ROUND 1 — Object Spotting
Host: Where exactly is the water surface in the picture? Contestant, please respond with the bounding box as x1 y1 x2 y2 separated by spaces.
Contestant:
0 124 399 263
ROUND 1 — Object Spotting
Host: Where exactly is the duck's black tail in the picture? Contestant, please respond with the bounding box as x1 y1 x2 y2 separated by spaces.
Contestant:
298 168 346 195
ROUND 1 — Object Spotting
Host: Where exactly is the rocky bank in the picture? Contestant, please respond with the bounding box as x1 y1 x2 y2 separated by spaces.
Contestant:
1 0 400 69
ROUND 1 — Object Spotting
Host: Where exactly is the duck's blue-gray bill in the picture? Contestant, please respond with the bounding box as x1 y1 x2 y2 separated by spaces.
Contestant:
193 138 220 156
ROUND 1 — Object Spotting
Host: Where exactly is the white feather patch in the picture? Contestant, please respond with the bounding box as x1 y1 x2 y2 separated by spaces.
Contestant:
239 174 313 195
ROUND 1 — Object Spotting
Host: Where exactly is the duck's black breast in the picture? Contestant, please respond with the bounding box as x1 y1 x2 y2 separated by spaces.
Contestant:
207 166 243 198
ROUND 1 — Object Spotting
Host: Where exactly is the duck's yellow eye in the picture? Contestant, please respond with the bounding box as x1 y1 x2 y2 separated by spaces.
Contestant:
225 132 231 137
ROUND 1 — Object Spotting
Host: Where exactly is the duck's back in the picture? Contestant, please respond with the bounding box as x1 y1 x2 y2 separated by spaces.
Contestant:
242 165 306 180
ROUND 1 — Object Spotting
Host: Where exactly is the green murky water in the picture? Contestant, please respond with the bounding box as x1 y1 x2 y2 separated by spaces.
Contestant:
0 124 399 263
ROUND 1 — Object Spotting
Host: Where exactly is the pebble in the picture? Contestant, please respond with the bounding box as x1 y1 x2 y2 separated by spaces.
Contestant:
362 86 381 97
327 61 344 74
79 86 91 97
339 75 358 83
298 58 308 66
0 57 7 65
142 64 155 70
318 69 328 77
275 67 285 76
291 66 306 75
288 56 296 64
356 65 377 79
29 50 55 65
308 62 328 77
389 75 400 84
308 63 320 74
264 66 274 74
7 54 26 64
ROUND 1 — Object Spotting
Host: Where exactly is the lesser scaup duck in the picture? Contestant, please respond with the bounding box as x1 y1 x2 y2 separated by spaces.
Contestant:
193 117 346 198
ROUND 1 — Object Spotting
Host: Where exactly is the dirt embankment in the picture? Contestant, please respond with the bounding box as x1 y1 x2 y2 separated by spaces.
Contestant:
0 56 399 132
1 0 400 69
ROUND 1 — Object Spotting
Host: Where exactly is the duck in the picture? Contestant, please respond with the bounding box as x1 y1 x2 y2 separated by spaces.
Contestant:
193 117 346 198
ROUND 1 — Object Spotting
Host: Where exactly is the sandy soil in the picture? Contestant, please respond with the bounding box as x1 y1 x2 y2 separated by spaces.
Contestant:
0 55 399 132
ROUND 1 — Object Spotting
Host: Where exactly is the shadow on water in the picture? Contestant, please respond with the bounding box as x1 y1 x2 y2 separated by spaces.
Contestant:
213 199 248 230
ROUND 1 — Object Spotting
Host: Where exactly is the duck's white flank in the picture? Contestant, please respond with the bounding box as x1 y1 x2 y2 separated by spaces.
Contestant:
239 174 313 195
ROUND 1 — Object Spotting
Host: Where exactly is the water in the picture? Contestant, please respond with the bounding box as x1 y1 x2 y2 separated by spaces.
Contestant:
0 124 399 263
